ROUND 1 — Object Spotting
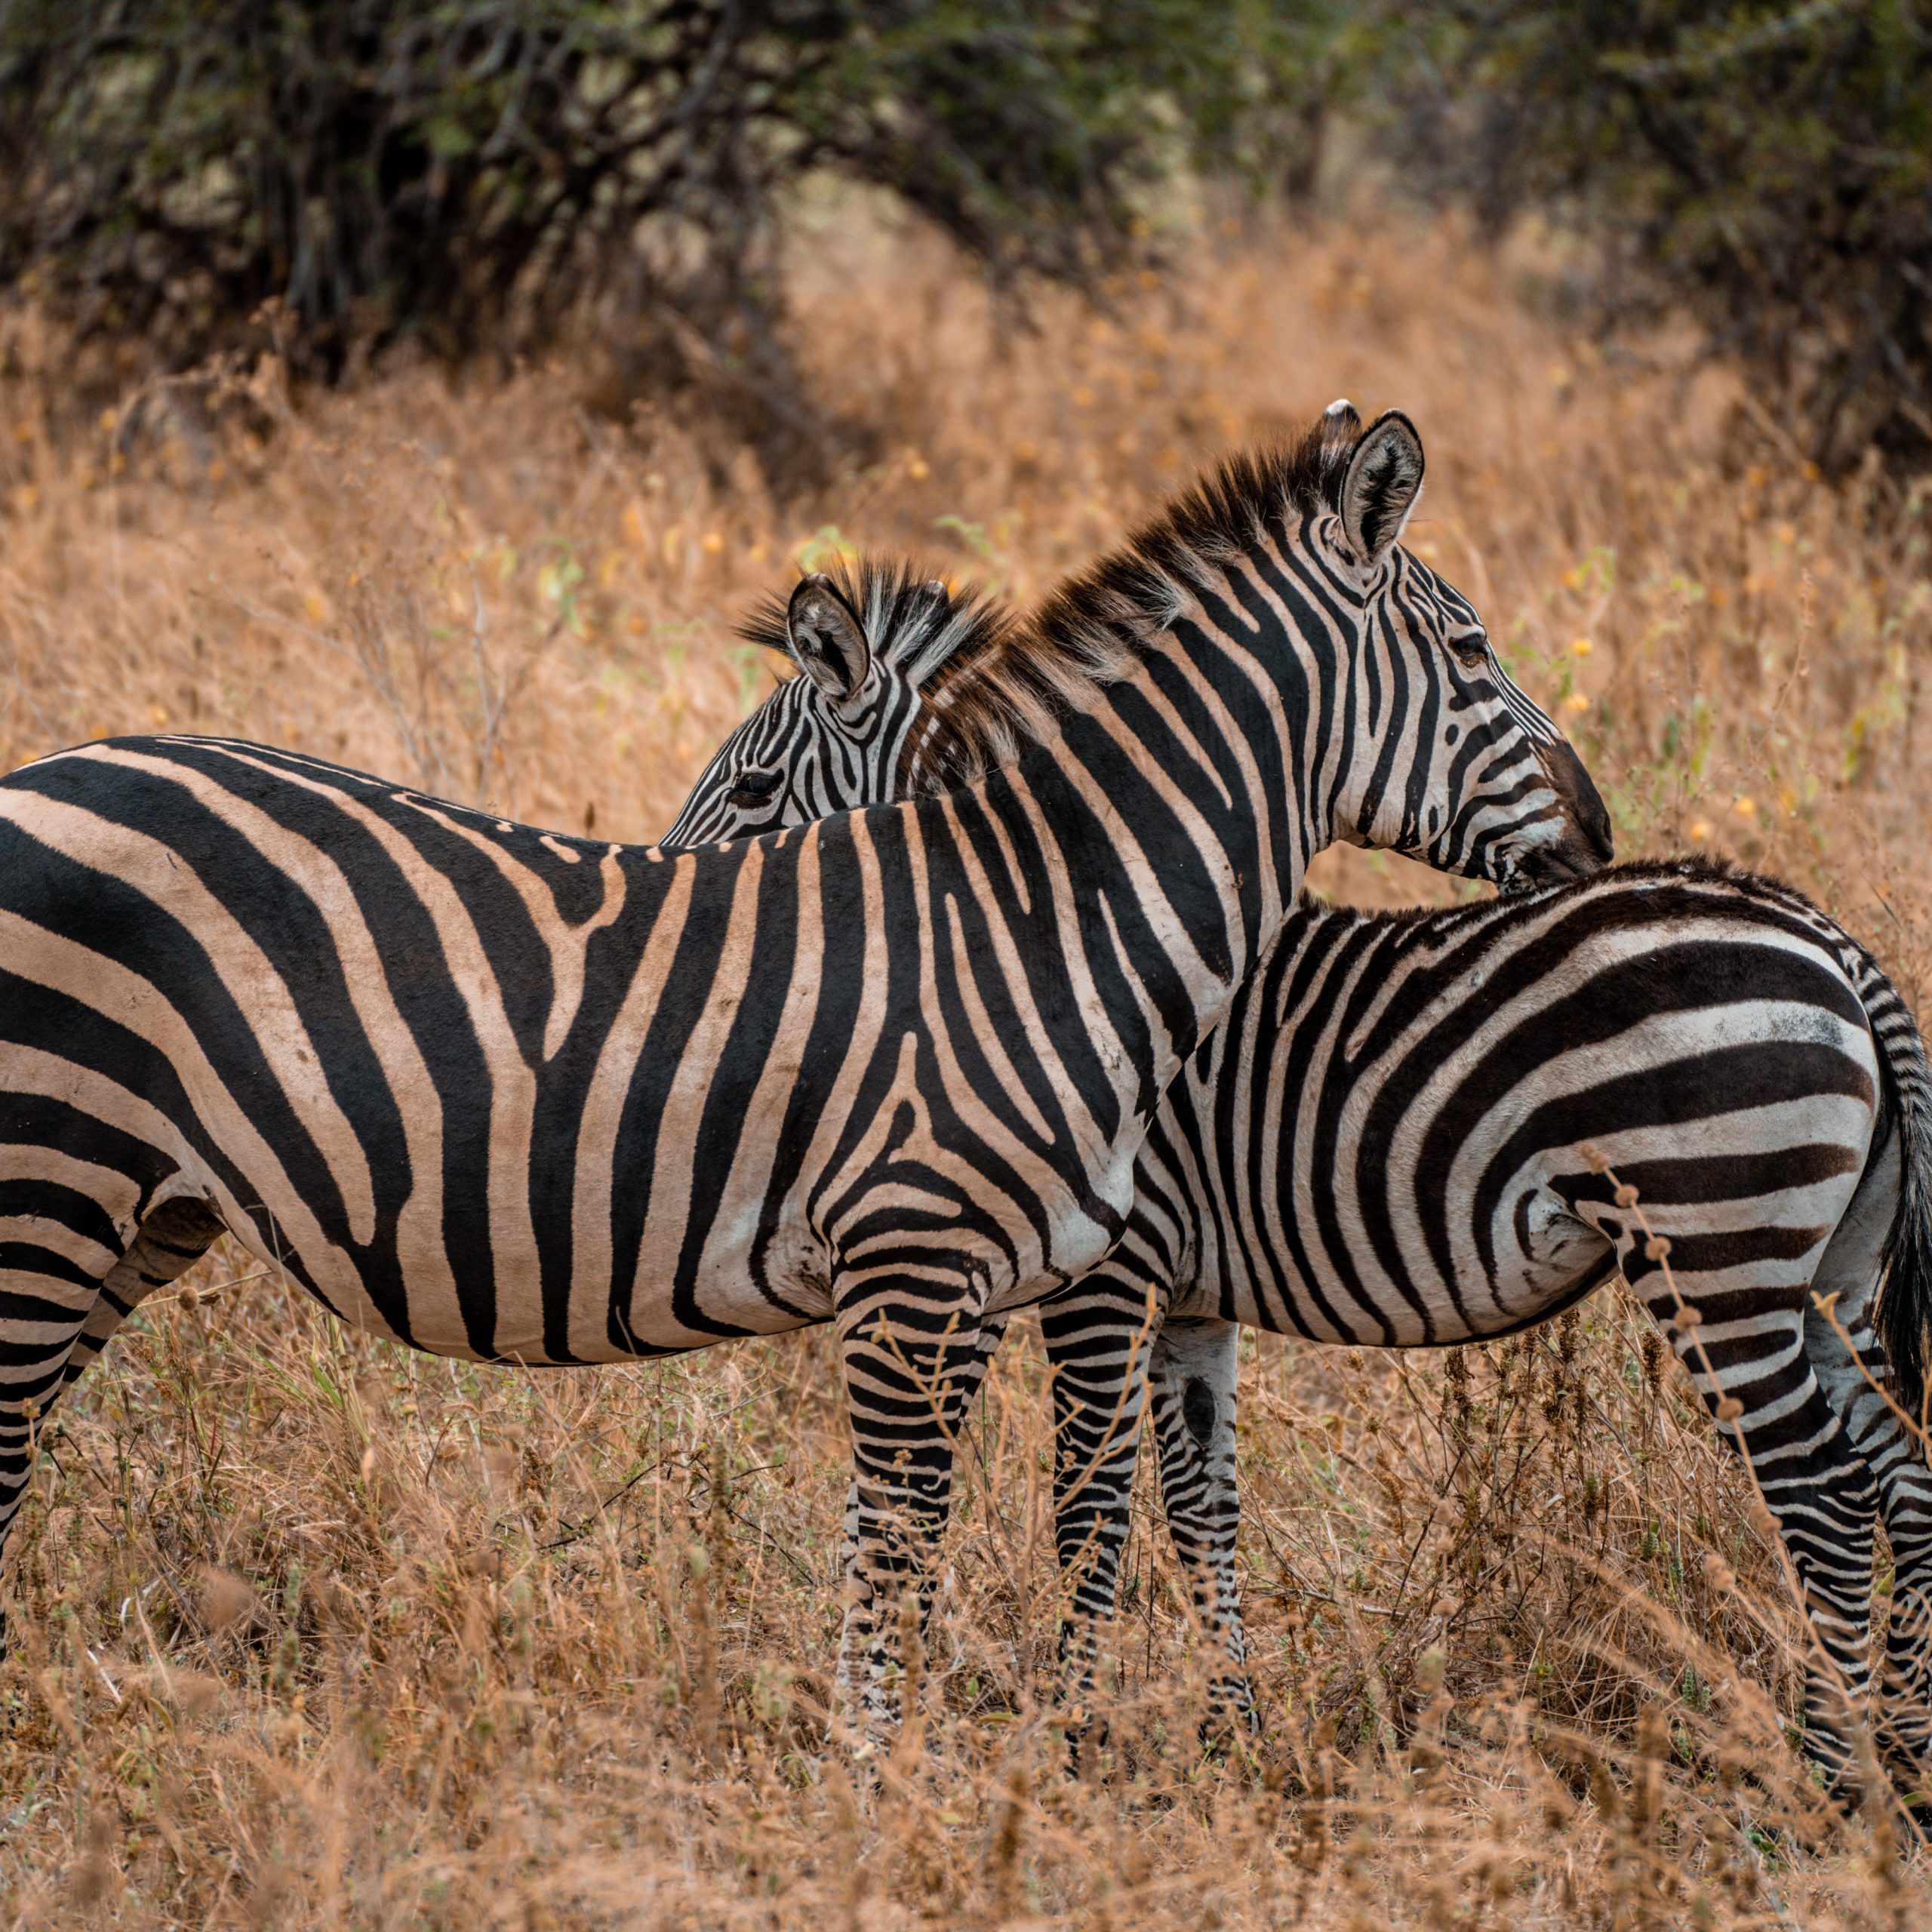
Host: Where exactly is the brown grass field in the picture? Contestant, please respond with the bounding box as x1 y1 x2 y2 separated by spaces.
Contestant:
2 206 1931 1927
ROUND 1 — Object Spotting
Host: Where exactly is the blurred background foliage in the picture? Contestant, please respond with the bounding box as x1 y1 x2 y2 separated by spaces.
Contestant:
0 1 1927 484
0 0 1340 472
1390 0 1932 481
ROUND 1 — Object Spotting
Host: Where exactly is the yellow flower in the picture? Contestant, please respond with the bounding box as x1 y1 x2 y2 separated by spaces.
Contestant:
701 531 726 555
1732 796 1756 819
1571 636 1593 657
1689 819 1714 841
1563 691 1591 715
906 457 931 481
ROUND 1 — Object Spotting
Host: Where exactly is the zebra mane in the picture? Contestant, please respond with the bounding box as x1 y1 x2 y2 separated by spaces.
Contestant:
909 408 1361 792
734 557 1014 694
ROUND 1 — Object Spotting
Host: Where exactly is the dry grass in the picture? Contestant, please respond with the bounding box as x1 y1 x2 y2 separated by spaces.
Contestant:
2 205 1931 1925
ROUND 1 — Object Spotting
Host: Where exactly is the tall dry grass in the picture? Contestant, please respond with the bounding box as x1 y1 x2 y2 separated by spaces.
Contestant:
1 207 1930 1926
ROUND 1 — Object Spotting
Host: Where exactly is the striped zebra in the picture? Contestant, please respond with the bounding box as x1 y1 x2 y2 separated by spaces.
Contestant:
671 567 1932 1794
0 404 1608 1732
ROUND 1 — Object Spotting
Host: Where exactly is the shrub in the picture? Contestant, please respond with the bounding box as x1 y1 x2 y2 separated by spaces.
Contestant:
1387 0 1932 478
0 0 1333 465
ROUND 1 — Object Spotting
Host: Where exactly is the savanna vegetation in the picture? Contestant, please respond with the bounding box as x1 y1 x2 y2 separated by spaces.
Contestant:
3 4 1932 1926
3 204 1932 1924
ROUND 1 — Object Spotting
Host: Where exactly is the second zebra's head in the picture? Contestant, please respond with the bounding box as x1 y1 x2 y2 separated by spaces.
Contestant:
1297 401 1614 888
660 562 1009 848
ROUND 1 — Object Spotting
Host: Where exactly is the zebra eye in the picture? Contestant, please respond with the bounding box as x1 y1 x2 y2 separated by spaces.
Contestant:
725 768 783 807
1450 632 1488 669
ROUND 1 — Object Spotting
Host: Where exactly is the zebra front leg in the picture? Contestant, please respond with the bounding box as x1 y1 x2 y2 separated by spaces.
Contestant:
832 1276 989 1747
1038 1275 1164 1734
1147 1315 1254 1733
837 1309 1008 1678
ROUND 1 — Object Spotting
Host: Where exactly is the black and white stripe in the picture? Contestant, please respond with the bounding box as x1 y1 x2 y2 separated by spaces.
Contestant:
673 561 1932 1788
0 405 1607 1731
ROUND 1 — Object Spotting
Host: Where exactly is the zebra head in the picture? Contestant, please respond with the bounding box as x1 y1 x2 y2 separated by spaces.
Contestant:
1309 402 1614 889
660 563 1008 848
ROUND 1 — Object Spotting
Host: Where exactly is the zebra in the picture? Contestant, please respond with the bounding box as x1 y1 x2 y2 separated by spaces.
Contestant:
0 402 1610 1734
669 566 1932 1794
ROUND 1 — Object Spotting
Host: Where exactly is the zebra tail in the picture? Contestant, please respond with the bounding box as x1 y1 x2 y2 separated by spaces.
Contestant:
1863 952 1932 1439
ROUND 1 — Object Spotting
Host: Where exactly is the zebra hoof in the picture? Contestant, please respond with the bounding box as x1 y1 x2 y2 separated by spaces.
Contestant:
1060 1704 1111 1778
1195 1675 1260 1755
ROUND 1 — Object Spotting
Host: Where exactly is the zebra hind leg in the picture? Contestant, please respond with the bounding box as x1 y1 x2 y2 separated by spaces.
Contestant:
1803 1140 1932 1810
0 1195 225 1658
1146 1315 1254 1737
1617 1231 1881 1795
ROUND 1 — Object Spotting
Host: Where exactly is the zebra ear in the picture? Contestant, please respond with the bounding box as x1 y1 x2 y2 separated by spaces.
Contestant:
1339 410 1426 567
786 574 871 702
1321 397 1361 452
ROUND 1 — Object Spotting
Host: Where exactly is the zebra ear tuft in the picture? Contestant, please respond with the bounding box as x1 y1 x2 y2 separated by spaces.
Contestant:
1339 410 1425 567
786 574 871 702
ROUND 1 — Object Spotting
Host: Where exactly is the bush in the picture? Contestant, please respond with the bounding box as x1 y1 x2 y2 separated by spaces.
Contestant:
1387 1 1932 479
0 0 1334 465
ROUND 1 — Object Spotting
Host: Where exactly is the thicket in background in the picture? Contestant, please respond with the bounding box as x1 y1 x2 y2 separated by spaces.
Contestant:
0 0 1334 473
8 3 1926 488
1379 0 1932 480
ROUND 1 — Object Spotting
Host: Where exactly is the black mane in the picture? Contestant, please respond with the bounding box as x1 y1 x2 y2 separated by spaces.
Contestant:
909 405 1362 792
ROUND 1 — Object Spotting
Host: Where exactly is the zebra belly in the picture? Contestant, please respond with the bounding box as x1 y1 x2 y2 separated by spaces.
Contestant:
1168 1188 1613 1345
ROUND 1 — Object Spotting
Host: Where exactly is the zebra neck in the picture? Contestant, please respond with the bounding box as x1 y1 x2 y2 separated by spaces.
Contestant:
976 648 1325 1108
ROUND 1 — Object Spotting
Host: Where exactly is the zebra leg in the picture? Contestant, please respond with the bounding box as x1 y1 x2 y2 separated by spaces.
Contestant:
1807 1300 1932 1796
1804 1135 1932 1794
1147 1315 1253 1730
832 1278 990 1742
0 1196 224 1654
1038 1274 1164 1726
1618 1233 1880 1786
59 1198 226 1392
838 1309 1008 1654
